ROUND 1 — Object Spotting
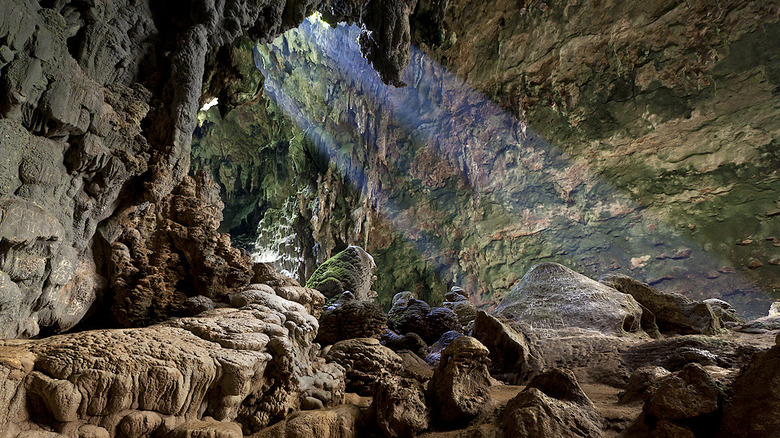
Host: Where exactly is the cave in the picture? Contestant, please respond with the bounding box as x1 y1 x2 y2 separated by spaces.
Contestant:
0 0 778 437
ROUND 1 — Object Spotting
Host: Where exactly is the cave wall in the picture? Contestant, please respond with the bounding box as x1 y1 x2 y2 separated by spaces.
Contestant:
0 0 426 338
197 0 779 316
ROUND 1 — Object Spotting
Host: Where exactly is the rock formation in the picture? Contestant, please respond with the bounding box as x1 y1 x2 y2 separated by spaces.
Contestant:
0 0 428 338
495 263 645 336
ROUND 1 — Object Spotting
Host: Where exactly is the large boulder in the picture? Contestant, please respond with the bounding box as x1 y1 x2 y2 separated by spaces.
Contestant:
600 273 722 335
719 335 780 438
325 338 403 396
442 289 478 329
373 376 429 437
494 263 645 336
316 294 388 345
501 368 604 438
471 311 540 384
428 336 493 426
305 246 376 301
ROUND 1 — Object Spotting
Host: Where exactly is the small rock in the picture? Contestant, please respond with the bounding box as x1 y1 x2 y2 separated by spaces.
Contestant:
747 260 763 269
769 302 780 317
185 295 215 315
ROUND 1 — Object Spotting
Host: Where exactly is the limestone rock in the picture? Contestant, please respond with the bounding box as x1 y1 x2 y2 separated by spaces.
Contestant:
495 263 645 336
316 296 388 345
619 366 671 404
428 336 493 426
325 338 403 396
380 330 428 358
305 246 376 301
719 338 780 438
425 330 462 367
471 311 539 384
600 273 722 335
373 376 430 437
501 369 604 438
645 363 723 421
624 336 761 372
0 293 344 435
442 291 478 328
274 286 326 318
185 295 216 316
110 172 254 328
388 293 461 344
252 262 301 288
169 418 242 438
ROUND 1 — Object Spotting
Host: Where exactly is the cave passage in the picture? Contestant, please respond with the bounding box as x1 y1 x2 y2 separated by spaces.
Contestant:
193 14 778 317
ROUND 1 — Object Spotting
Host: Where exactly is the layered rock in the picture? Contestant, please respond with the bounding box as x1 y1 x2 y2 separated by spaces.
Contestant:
494 263 645 336
600 273 722 335
0 292 345 435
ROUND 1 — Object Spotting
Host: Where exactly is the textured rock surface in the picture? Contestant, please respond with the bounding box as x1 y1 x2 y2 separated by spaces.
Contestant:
471 311 539 384
501 369 604 438
601 273 722 335
373 376 430 437
428 336 492 426
644 363 724 421
388 293 461 344
0 0 426 338
110 172 254 327
324 338 403 396
494 263 645 336
305 246 377 301
0 292 345 435
200 0 780 317
719 336 780 438
316 296 388 345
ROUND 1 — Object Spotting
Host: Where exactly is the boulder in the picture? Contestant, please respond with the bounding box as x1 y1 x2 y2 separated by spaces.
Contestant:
316 295 387 345
471 311 539 384
495 263 644 336
373 376 429 437
305 246 376 301
325 338 403 396
703 298 743 325
252 262 301 287
645 363 723 421
600 273 721 335
380 330 428 358
424 330 462 367
619 366 671 404
719 336 780 438
501 368 604 438
387 293 461 344
442 290 477 328
184 295 216 315
428 336 493 426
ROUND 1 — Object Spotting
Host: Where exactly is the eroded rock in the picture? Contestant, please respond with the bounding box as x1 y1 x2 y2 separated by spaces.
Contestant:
305 246 377 301
495 263 645 336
